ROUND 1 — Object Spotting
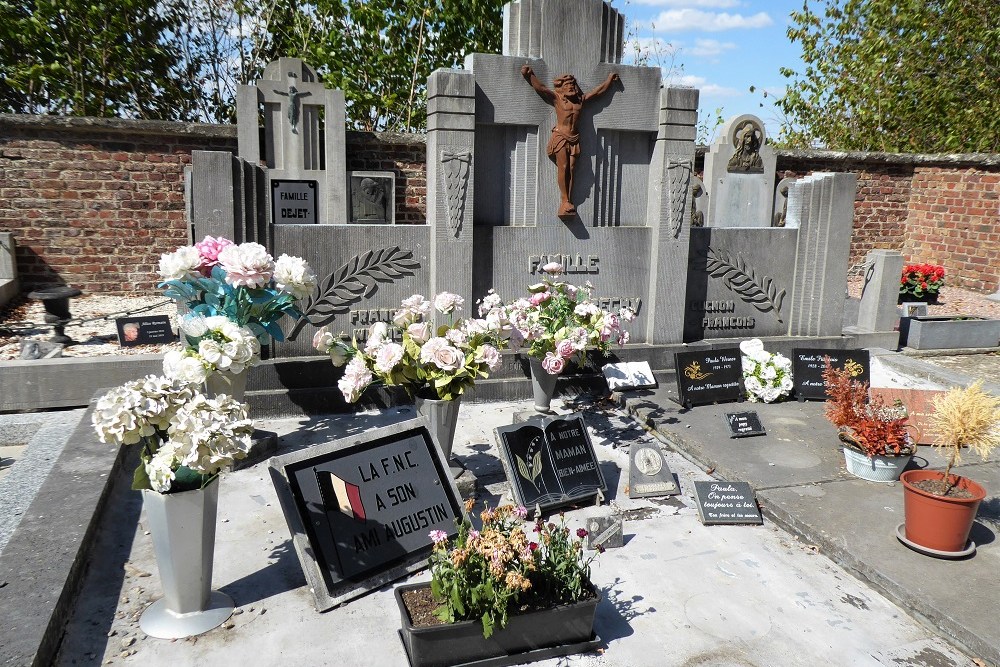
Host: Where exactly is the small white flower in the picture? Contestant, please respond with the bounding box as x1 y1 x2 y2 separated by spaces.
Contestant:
157 246 202 281
273 254 316 300
434 292 464 315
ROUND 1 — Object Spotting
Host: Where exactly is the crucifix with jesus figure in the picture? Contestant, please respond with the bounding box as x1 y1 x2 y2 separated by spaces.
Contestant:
521 65 618 220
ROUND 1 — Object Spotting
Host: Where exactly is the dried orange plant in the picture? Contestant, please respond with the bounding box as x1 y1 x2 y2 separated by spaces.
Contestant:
822 358 911 457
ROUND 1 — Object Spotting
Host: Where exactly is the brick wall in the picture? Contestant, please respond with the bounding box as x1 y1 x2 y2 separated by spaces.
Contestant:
0 116 427 296
2 114 998 296
0 121 231 294
902 167 1000 293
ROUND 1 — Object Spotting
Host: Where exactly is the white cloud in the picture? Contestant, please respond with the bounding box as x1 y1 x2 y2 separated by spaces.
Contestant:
688 38 737 58
630 0 742 6
672 74 740 97
648 9 773 32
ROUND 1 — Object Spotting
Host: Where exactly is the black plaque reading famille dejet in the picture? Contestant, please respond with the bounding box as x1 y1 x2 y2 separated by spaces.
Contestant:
693 481 763 525
792 348 871 401
269 419 464 611
495 413 606 513
271 179 318 225
115 315 176 347
725 411 766 438
674 348 743 408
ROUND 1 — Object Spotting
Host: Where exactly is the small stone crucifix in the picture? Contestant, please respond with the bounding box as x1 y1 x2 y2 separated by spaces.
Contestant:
521 65 618 220
274 74 312 134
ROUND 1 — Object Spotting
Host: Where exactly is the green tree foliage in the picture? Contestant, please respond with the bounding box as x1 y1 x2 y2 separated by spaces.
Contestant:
775 0 1000 152
0 0 199 119
0 0 503 129
297 0 504 132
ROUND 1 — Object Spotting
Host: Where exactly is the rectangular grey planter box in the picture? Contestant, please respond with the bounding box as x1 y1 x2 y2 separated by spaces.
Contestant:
905 316 1000 350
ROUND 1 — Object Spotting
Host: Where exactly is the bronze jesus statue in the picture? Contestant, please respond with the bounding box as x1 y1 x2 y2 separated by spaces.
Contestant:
521 65 618 220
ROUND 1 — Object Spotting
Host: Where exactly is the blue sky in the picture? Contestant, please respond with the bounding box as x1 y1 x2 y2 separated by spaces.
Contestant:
619 0 806 142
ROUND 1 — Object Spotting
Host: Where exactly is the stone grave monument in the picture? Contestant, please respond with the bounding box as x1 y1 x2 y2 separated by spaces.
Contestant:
183 0 892 407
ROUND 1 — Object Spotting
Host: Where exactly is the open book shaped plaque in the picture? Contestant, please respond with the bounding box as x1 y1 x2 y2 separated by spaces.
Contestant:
495 413 606 513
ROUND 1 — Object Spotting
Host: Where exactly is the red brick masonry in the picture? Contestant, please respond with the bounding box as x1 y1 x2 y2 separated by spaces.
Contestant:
1 115 996 295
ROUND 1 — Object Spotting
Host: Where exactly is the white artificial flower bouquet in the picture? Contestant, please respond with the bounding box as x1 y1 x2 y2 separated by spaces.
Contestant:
163 315 261 384
313 292 508 402
158 235 317 345
739 338 793 403
92 375 254 493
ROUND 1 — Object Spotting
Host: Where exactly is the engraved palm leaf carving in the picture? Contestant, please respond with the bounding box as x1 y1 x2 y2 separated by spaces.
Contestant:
703 246 786 322
441 150 471 237
286 247 420 340
667 160 692 238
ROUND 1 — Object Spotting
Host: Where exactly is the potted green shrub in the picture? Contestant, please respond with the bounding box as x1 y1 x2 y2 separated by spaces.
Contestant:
900 381 1000 554
823 359 914 482
395 503 601 667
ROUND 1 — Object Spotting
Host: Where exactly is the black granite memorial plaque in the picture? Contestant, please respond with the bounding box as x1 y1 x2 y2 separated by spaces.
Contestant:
628 443 679 499
271 179 318 225
674 348 743 408
269 418 464 611
792 348 870 401
115 315 176 347
693 481 763 525
495 413 605 513
725 411 765 438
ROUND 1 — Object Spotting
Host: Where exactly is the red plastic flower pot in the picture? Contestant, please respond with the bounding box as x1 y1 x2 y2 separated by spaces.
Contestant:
900 469 985 553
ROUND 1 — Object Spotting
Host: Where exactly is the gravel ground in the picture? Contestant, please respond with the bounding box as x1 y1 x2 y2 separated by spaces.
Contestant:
0 293 176 361
1 281 997 361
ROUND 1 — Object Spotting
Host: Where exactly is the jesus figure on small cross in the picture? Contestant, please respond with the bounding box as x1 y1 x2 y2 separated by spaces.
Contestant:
521 64 618 220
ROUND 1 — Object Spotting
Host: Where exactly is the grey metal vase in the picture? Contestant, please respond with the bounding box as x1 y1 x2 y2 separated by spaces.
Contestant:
204 368 248 402
414 394 462 475
529 357 558 413
139 480 235 639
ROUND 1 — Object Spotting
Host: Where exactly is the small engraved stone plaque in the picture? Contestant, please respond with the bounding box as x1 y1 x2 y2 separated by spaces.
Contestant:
586 515 623 550
348 172 395 224
674 348 743 408
725 411 765 439
602 361 656 391
115 315 176 347
271 179 318 224
628 443 679 499
693 481 763 525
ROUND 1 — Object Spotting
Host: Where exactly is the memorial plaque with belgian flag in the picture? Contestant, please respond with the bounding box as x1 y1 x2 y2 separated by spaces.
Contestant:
269 418 464 611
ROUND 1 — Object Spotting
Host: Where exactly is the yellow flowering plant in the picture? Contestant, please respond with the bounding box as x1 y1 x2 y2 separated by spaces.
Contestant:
428 502 598 638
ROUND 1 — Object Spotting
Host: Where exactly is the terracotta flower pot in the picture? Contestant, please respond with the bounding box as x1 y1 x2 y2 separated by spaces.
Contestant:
900 469 985 553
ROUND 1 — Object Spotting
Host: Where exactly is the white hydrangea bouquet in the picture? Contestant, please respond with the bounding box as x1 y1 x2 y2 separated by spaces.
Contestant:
162 315 261 384
739 338 793 403
92 375 254 493
158 235 316 346
313 292 508 402
503 263 634 375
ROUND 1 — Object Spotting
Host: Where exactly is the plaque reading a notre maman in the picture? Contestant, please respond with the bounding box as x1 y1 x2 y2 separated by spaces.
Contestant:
725 411 765 439
495 413 605 513
674 348 743 408
792 348 870 401
693 481 763 525
271 179 318 225
269 418 464 611
628 443 679 499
